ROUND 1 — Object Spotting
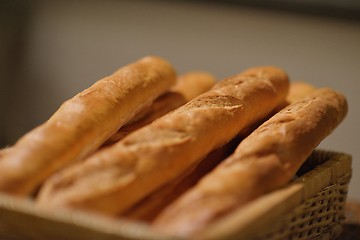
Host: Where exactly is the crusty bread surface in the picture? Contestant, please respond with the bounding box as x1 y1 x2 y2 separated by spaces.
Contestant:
287 81 316 103
171 71 217 102
104 71 216 145
36 66 289 216
0 56 176 196
122 136 241 222
152 88 348 237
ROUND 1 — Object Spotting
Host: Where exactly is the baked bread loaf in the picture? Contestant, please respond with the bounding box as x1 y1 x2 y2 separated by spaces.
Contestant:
104 71 216 145
172 71 218 102
36 66 289 216
274 81 317 112
0 56 176 196
122 136 241 222
123 80 319 221
152 88 348 237
287 81 316 103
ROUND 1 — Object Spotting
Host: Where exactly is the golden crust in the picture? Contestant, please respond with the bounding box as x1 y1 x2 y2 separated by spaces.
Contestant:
104 71 216 145
0 56 176 196
287 81 316 103
36 66 289 216
171 71 217 101
152 88 348 237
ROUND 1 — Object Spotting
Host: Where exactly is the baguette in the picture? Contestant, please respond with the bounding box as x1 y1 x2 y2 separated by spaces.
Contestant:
287 81 316 103
152 88 348 237
0 56 176 196
124 79 288 222
104 71 216 145
123 82 294 222
172 71 218 102
274 80 317 112
122 136 241 222
36 66 289 216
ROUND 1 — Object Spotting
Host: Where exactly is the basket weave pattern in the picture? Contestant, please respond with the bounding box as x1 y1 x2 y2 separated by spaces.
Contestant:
254 151 352 240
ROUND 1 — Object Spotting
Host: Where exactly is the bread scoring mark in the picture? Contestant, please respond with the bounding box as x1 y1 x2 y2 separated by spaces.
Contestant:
122 128 191 148
212 74 247 90
77 88 97 97
182 95 243 110
261 115 296 129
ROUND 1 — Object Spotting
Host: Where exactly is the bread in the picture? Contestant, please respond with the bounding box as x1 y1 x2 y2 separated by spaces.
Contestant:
0 56 176 196
122 136 241 222
287 81 316 103
103 93 185 146
0 147 11 159
172 71 218 102
152 88 348 237
104 71 216 145
273 80 317 112
36 66 289 216
123 76 304 222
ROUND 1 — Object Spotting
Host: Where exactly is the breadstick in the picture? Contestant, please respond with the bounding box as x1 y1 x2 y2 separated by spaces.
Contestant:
104 72 216 145
0 56 176 196
152 88 348 237
36 66 289 216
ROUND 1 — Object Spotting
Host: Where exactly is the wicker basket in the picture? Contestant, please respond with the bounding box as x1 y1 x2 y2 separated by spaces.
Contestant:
0 150 352 240
200 150 352 240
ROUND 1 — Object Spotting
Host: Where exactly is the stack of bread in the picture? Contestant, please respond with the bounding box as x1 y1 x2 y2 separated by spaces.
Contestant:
0 56 348 238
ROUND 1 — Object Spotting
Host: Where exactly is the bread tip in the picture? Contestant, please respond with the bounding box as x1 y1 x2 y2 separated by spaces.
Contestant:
139 55 172 65
242 65 287 73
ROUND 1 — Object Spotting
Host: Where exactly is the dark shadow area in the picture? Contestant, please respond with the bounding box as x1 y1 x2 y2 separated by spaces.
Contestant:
0 0 36 147
191 0 360 21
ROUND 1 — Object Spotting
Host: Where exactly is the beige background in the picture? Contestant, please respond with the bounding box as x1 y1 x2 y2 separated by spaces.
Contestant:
1 0 360 200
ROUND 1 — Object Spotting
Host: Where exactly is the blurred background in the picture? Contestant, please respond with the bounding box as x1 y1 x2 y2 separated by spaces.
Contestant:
1 0 359 199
